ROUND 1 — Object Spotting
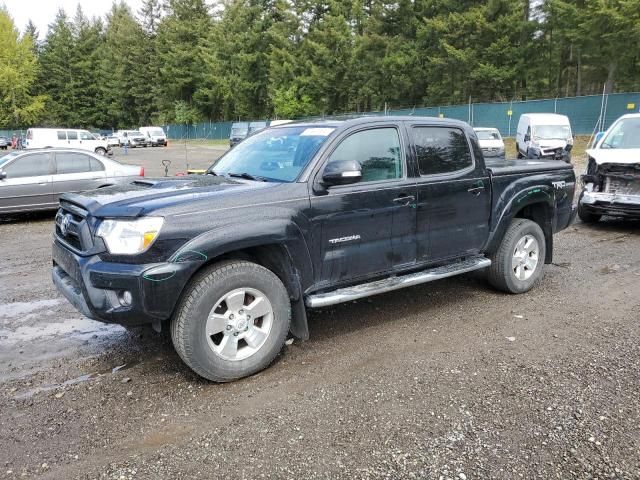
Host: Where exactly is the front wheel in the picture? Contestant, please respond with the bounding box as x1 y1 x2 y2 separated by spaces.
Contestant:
171 260 291 382
487 218 546 294
95 147 107 156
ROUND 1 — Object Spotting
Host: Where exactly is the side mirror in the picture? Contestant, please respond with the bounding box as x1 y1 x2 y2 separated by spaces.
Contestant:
0 170 6 180
594 132 605 146
524 134 531 142
322 160 362 186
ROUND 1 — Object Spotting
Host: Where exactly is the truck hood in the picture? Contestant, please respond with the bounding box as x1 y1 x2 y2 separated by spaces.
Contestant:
586 148 640 165
59 175 275 218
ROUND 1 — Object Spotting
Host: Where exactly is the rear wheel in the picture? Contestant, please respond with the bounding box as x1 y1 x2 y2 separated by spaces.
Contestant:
488 218 546 294
171 260 291 382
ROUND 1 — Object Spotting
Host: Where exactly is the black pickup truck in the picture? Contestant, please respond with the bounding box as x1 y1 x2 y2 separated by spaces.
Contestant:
52 117 577 381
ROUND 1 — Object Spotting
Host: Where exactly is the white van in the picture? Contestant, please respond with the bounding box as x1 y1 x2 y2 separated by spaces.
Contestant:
25 128 110 155
139 126 167 147
515 114 573 160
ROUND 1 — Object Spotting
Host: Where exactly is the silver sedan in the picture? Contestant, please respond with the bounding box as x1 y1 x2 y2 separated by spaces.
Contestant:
0 149 143 214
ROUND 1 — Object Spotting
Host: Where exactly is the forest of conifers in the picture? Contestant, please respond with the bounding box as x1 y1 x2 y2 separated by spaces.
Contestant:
0 0 638 129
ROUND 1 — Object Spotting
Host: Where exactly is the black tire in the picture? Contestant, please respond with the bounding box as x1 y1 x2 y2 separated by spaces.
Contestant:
95 147 107 156
487 218 546 294
171 260 291 382
578 202 601 223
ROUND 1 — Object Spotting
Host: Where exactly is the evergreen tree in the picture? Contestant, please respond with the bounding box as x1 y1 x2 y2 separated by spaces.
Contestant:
38 9 76 125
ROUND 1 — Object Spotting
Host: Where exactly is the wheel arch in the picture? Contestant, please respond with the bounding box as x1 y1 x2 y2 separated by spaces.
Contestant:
486 186 555 264
170 225 313 340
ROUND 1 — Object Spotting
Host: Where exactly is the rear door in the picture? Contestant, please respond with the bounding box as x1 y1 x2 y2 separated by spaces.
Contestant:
409 123 491 262
0 152 54 212
310 124 417 286
52 151 106 199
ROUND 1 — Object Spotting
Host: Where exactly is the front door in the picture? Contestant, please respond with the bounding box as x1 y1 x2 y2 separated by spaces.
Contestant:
409 124 491 262
0 152 54 212
311 125 417 287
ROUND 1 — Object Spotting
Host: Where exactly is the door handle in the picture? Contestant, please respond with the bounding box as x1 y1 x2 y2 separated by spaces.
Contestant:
467 182 485 196
392 194 415 205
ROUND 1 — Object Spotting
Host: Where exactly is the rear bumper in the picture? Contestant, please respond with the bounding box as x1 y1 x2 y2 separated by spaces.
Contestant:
52 240 198 326
580 191 640 218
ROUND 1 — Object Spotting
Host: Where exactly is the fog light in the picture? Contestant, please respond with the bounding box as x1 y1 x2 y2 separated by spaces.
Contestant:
118 290 133 306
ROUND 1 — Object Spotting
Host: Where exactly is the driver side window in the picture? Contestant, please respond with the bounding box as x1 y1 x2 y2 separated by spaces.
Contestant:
328 128 402 182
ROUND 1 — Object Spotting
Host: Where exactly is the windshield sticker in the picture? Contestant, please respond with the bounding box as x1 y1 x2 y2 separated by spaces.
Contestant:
300 127 334 137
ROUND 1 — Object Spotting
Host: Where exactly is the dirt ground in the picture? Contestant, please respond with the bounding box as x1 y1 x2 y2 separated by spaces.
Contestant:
1 144 639 479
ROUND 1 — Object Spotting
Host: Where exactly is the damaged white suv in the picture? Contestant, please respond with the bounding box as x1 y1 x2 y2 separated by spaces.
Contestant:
579 113 640 222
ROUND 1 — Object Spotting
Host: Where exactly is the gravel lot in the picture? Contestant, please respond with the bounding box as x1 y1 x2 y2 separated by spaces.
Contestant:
0 145 639 479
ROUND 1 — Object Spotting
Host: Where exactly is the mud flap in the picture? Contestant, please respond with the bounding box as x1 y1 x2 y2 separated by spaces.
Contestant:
289 297 309 341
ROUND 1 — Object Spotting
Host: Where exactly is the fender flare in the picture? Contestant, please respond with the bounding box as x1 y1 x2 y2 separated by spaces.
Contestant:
485 185 556 262
172 219 314 340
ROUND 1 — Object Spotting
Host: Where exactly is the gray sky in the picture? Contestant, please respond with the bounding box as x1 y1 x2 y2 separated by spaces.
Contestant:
3 0 143 39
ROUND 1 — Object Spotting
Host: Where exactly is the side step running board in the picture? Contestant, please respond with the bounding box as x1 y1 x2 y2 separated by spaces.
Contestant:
305 256 491 308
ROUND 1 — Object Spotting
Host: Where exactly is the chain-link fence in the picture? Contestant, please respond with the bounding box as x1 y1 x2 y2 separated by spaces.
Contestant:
2 92 637 141
162 92 639 140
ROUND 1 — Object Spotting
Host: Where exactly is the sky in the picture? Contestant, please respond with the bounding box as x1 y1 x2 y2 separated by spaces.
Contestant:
3 0 143 39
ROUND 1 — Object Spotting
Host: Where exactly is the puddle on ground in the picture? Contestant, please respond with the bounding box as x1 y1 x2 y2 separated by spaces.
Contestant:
13 360 141 400
0 299 62 318
0 317 126 344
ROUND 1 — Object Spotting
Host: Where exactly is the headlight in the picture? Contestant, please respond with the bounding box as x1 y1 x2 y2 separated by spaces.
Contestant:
96 217 164 255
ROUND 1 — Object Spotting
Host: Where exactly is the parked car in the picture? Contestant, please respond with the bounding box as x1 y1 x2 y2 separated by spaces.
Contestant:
0 137 8 150
515 114 573 162
117 130 148 148
229 122 249 147
474 127 505 158
0 149 143 214
25 128 111 156
578 113 640 222
52 116 577 382
106 133 120 148
139 126 167 146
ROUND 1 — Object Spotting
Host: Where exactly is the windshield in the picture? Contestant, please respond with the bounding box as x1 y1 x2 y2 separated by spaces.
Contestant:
231 127 248 137
600 117 640 149
0 152 20 169
130 131 143 136
533 125 571 140
211 125 335 182
476 130 501 140
151 129 164 136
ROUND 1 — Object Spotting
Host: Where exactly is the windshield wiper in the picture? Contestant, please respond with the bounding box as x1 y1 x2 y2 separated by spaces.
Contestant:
205 169 219 176
227 172 269 182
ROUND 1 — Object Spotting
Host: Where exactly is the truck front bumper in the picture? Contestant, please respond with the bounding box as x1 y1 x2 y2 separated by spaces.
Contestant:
580 191 640 218
52 240 198 326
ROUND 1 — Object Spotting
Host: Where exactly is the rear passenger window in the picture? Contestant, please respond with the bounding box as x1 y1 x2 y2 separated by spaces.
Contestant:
57 131 66 140
4 153 51 178
90 157 104 171
328 128 402 182
55 153 91 174
413 127 472 176
67 131 78 140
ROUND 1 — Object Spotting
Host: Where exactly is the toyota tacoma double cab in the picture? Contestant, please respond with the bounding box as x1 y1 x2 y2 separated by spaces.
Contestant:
52 117 577 381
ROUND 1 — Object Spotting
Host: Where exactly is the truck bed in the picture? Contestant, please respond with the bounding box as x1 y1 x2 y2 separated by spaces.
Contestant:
485 158 572 176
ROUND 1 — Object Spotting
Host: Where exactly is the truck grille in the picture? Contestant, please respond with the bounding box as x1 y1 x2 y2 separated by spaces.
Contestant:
605 177 640 196
55 202 93 253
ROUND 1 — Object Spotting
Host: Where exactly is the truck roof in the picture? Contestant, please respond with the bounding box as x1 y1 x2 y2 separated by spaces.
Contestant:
273 115 471 129
519 113 570 124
